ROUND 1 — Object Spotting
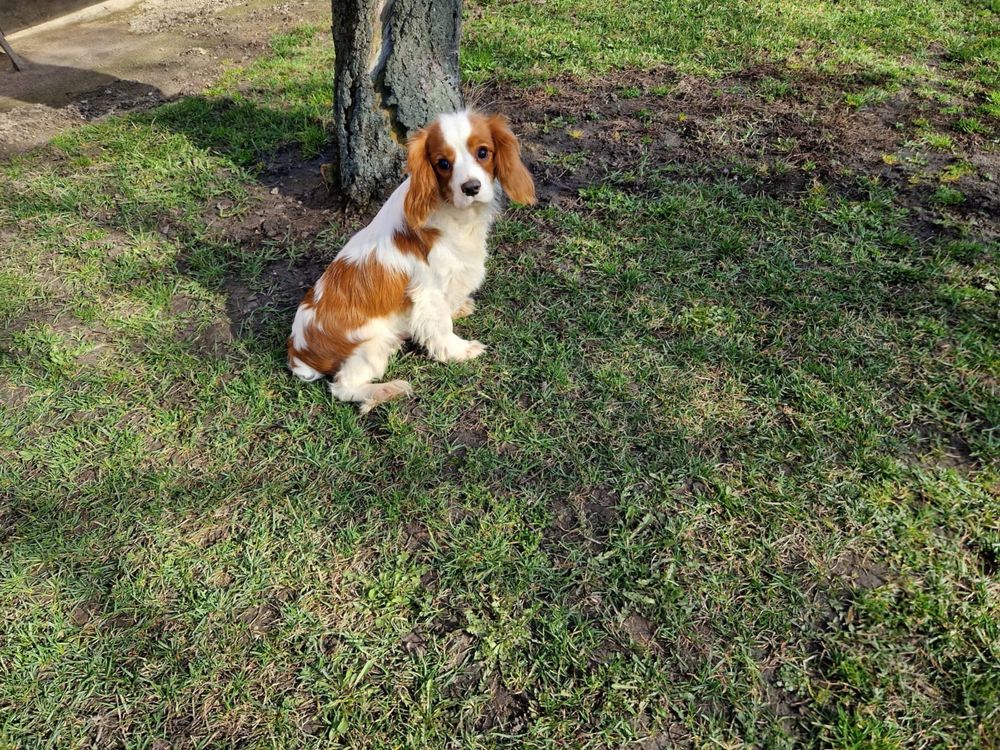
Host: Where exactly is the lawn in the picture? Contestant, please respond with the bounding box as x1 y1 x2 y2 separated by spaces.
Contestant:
1 2 998 749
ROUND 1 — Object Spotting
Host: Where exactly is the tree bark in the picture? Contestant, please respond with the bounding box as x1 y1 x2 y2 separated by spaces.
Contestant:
332 0 462 204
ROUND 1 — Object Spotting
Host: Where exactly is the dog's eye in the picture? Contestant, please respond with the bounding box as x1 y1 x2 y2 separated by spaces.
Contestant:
436 158 451 171
477 147 489 160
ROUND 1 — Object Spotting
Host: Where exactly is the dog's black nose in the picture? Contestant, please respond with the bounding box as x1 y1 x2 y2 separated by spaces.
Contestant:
461 179 481 197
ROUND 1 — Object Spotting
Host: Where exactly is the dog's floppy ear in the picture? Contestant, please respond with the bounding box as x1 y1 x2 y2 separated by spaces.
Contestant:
488 114 536 205
404 127 438 228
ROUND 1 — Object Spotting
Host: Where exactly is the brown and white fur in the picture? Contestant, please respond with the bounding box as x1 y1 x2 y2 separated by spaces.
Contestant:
287 110 536 412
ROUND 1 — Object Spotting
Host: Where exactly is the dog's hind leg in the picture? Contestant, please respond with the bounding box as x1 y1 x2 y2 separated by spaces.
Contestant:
452 297 476 320
329 322 410 414
289 356 324 382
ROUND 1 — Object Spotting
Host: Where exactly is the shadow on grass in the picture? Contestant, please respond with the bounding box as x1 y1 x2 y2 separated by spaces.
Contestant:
2 69 998 748
138 94 332 175
127 96 346 349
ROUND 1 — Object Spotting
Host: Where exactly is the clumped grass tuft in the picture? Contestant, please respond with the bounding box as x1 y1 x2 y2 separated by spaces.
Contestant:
932 185 966 204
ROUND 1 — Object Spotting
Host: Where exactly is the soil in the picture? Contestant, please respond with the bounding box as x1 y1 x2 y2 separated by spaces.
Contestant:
621 612 662 652
200 63 998 352
474 66 998 240
476 674 530 732
828 549 892 591
127 0 241 34
545 486 620 552
0 0 330 155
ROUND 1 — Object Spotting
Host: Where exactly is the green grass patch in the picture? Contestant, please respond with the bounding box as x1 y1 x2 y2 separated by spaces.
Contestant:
932 185 967 205
463 0 1000 88
142 25 333 169
2 15 999 750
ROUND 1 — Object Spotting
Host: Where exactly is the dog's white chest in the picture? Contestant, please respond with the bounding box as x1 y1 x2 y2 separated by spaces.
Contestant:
428 237 488 306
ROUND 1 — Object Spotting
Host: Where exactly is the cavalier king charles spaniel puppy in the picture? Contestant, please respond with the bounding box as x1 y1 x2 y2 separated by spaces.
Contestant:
287 110 535 412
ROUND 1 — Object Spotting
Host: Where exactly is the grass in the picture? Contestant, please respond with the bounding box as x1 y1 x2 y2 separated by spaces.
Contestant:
146 26 334 167
462 0 1000 88
1 8 999 750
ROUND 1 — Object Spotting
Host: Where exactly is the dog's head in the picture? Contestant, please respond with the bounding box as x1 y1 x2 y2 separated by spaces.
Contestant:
404 110 536 228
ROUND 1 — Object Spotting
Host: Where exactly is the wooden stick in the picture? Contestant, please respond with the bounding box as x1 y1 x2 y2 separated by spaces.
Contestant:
0 26 27 72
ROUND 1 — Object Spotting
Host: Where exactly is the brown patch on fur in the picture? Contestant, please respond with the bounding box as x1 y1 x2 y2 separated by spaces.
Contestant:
286 255 410 376
487 114 536 205
393 225 441 262
404 121 453 228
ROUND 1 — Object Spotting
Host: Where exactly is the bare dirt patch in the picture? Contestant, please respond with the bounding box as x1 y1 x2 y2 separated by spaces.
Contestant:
448 409 490 450
970 541 998 576
476 673 531 732
0 381 33 409
475 66 999 240
828 549 892 591
206 161 337 248
759 664 806 738
401 519 430 552
632 727 693 750
128 0 241 34
0 0 329 154
545 486 620 552
621 611 662 653
0 498 21 543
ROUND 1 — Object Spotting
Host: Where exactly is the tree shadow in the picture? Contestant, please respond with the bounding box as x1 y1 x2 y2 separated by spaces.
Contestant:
1 72 995 750
0 101 348 401
0 58 165 115
1 1 101 36
128 96 347 349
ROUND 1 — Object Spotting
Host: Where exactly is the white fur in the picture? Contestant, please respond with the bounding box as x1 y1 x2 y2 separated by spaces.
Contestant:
338 182 413 273
331 317 411 409
290 111 510 412
289 356 323 382
438 111 495 209
290 305 316 350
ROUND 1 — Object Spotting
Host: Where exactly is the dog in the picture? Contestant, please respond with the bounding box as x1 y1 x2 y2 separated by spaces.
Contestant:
287 110 536 412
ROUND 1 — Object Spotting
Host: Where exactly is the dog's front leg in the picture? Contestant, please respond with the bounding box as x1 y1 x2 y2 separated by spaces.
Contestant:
409 284 485 362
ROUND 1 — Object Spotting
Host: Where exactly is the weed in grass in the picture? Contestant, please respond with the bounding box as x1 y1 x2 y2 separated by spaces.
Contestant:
980 91 1000 119
932 185 966 205
920 131 956 151
939 161 975 183
956 116 990 135
844 86 892 108
758 76 795 101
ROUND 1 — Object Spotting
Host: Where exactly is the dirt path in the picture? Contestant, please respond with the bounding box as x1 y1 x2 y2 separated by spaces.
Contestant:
0 0 330 155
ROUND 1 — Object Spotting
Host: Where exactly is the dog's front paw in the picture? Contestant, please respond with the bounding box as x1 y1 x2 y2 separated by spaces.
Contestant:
454 339 486 361
431 335 486 363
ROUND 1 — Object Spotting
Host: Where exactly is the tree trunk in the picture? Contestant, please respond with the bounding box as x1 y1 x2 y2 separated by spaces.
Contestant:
332 0 462 203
